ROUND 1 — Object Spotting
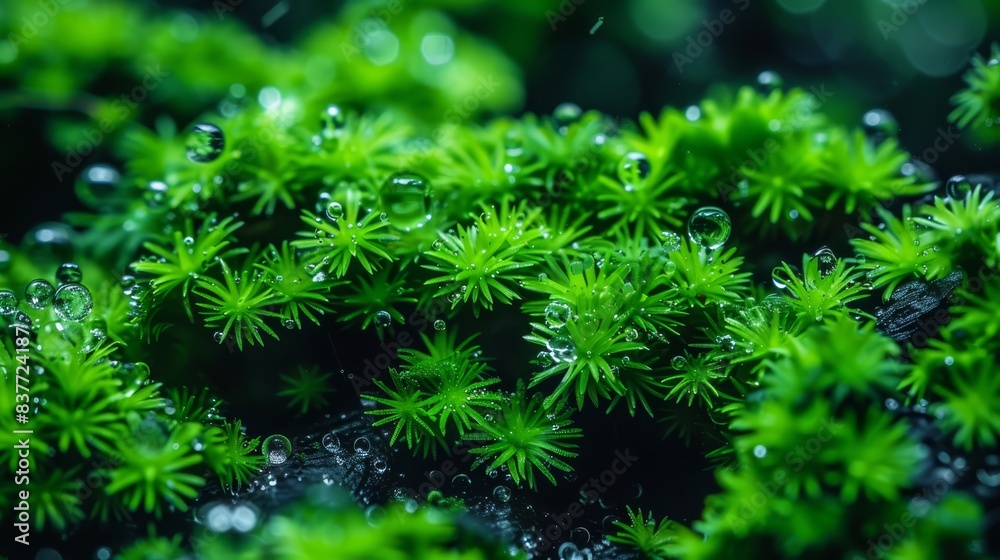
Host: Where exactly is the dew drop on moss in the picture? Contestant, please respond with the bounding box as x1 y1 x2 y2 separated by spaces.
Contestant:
433 319 446 331
0 290 17 315
624 327 639 342
325 201 344 221
75 164 121 209
670 355 688 371
544 302 571 328
553 102 582 128
687 207 731 250
945 175 971 200
374 310 392 327
547 334 577 362
617 151 651 186
382 172 431 229
213 331 225 343
186 123 225 163
321 104 345 136
262 434 291 465
24 279 55 309
814 246 837 277
52 283 93 321
660 230 682 252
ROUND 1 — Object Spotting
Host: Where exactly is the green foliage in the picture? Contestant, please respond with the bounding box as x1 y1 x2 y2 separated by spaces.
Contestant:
609 506 697 560
466 381 582 489
950 42 1000 142
278 365 335 414
193 258 280 350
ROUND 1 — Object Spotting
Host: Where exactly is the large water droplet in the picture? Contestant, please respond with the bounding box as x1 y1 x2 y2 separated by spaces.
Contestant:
813 246 837 277
547 335 577 363
262 434 291 465
382 173 431 229
617 151 651 186
56 262 83 284
0 290 18 315
433 319 446 331
553 102 582 128
186 123 225 163
23 222 75 260
945 175 971 200
544 302 572 328
24 279 55 309
493 485 511 503
374 310 392 327
325 201 344 221
75 164 121 209
670 355 688 371
687 207 731 250
321 432 341 452
52 283 93 321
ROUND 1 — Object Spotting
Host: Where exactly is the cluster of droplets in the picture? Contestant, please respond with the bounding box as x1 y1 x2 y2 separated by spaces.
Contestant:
1 263 95 328
194 501 260 534
537 301 577 368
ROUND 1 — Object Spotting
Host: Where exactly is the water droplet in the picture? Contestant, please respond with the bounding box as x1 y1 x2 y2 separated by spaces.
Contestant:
670 355 688 371
617 151 651 186
321 104 346 136
493 485 511 502
23 222 76 260
885 398 899 411
569 261 584 275
433 319 446 331
687 207 732 250
753 445 767 458
660 230 682 252
373 457 388 473
56 262 83 284
536 351 554 368
23 279 55 309
213 331 225 343
945 175 971 200
623 327 639 342
862 109 898 139
814 246 837 277
52 283 93 321
75 164 121 209
374 310 392 327
944 355 955 367
382 173 431 229
553 102 582 128
186 123 225 163
0 290 18 316
282 318 296 330
545 302 572 328
325 201 344 221
321 433 341 452
354 436 371 455
547 334 577 363
772 266 795 290
312 271 327 283
262 434 291 465
756 70 783 92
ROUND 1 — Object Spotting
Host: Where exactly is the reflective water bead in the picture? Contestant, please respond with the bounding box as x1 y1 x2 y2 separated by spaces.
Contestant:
813 246 837 277
617 151 651 186
354 436 371 455
862 109 898 139
670 355 688 371
321 432 341 452
547 335 577 362
756 70 783 92
374 310 392 327
321 104 346 137
52 283 93 321
382 172 431 229
623 327 639 342
0 290 17 315
553 102 582 127
544 302 572 328
433 319 446 331
945 175 971 200
493 485 511 503
75 164 121 209
186 123 225 163
771 266 795 290
660 230 682 252
687 207 732 250
24 279 55 309
262 434 292 465
325 201 344 221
